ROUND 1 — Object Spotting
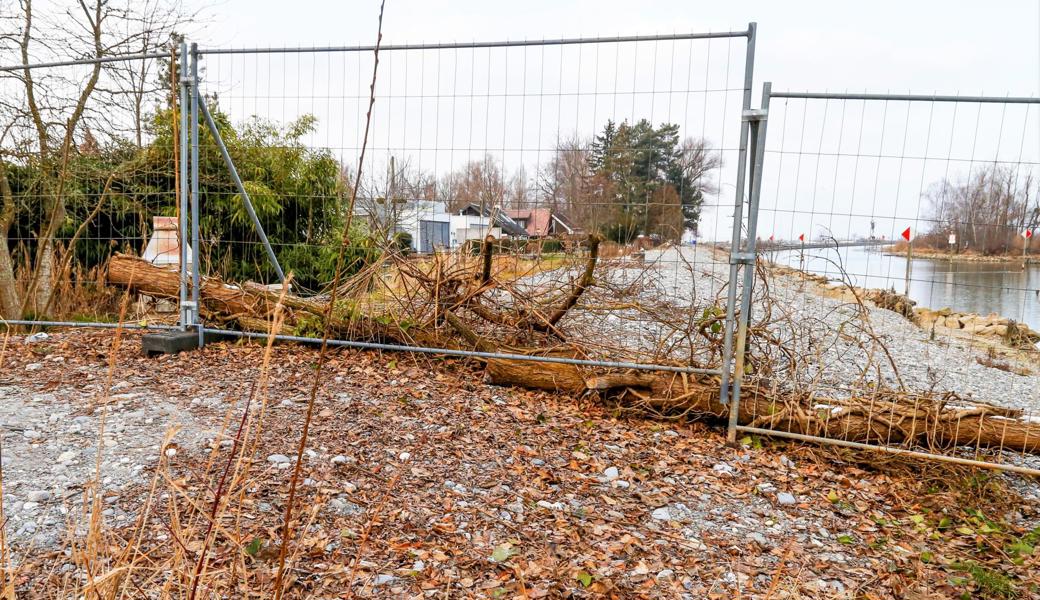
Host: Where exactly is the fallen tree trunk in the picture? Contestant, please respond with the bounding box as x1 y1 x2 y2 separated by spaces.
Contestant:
106 253 437 345
491 358 1040 454
440 308 1040 455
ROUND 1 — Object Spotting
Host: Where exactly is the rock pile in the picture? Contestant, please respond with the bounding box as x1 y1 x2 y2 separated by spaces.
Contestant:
915 307 1040 346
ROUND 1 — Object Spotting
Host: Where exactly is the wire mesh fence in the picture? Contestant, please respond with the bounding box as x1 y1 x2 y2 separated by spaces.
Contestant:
184 29 758 377
732 88 1040 475
0 46 187 329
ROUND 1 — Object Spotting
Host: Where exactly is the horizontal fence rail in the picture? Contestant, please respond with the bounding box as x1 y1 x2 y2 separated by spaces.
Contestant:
194 30 753 56
770 91 1040 104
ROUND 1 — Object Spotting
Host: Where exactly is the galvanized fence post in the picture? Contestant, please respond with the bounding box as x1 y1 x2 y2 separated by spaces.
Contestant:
726 82 770 443
190 43 203 347
178 41 190 330
719 22 757 413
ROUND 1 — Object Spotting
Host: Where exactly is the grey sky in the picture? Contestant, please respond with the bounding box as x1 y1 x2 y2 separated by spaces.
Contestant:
183 0 1040 242
189 1 1039 96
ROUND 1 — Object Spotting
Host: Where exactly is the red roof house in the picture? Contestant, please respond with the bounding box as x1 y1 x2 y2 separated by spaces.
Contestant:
505 208 578 238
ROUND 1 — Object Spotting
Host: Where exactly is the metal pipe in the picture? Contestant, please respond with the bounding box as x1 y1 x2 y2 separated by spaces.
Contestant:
196 30 752 56
190 44 204 348
0 51 171 72
718 22 757 410
178 42 189 331
727 82 770 442
734 426 1040 477
201 328 720 374
769 91 1040 104
2 320 179 331
195 88 286 284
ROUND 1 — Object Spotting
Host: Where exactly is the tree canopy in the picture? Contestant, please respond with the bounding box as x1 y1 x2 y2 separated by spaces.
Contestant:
0 101 368 319
589 119 719 243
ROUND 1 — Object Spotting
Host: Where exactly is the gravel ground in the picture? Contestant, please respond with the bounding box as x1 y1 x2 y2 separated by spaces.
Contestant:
0 337 227 554
3 331 1038 598
2 250 1040 596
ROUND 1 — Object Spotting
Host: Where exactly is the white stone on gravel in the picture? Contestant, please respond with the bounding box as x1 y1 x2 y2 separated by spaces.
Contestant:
328 496 362 516
651 507 672 520
603 466 620 481
26 490 52 502
267 454 291 464
777 492 797 506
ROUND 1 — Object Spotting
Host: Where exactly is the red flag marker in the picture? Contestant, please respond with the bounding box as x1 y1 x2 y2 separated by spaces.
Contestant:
1025 229 1033 239
798 233 805 242
901 227 911 242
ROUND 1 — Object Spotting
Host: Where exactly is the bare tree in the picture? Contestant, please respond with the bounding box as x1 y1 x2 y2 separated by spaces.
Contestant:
926 165 1038 255
442 154 506 213
0 0 191 317
353 155 437 242
96 0 194 147
536 135 590 216
506 165 531 210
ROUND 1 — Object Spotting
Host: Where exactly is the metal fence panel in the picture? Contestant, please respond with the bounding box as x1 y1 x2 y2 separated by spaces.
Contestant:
729 85 1040 475
186 29 758 377
0 49 191 331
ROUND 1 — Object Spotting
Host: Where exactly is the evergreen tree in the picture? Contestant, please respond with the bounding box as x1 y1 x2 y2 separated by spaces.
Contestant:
589 119 718 243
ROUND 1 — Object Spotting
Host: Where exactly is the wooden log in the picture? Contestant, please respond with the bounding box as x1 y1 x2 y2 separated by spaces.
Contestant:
106 254 434 345
470 347 1040 455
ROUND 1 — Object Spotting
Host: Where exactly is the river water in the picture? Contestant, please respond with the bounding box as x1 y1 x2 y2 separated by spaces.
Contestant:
768 246 1040 329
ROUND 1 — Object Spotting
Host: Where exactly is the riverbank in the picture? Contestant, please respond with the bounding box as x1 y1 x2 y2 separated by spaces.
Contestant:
766 257 1040 375
884 243 1034 263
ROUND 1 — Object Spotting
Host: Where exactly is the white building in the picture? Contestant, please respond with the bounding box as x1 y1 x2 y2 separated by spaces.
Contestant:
355 200 527 253
450 212 501 248
396 200 451 253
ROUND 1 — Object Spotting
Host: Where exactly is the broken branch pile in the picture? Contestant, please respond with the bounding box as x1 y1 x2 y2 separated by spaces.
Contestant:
107 239 1040 457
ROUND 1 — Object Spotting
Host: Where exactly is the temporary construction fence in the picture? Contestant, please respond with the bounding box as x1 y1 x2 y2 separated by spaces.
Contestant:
5 24 1040 475
735 88 1040 475
0 26 762 425
168 26 757 378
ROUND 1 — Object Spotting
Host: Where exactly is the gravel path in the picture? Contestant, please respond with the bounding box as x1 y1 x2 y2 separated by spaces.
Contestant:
2 330 1038 597
0 338 226 554
641 245 1040 415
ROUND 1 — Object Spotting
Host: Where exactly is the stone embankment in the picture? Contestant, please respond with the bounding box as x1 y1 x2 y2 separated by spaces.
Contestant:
915 307 1040 346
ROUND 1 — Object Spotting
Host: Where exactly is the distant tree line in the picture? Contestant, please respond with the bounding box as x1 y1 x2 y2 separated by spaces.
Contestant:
357 119 721 245
923 165 1039 255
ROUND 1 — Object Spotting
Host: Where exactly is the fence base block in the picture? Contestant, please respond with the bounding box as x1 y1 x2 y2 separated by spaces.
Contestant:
141 330 200 357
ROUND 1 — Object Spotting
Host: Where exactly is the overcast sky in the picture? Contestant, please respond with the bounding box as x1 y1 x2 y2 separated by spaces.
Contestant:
181 0 1040 242
187 1 1039 99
